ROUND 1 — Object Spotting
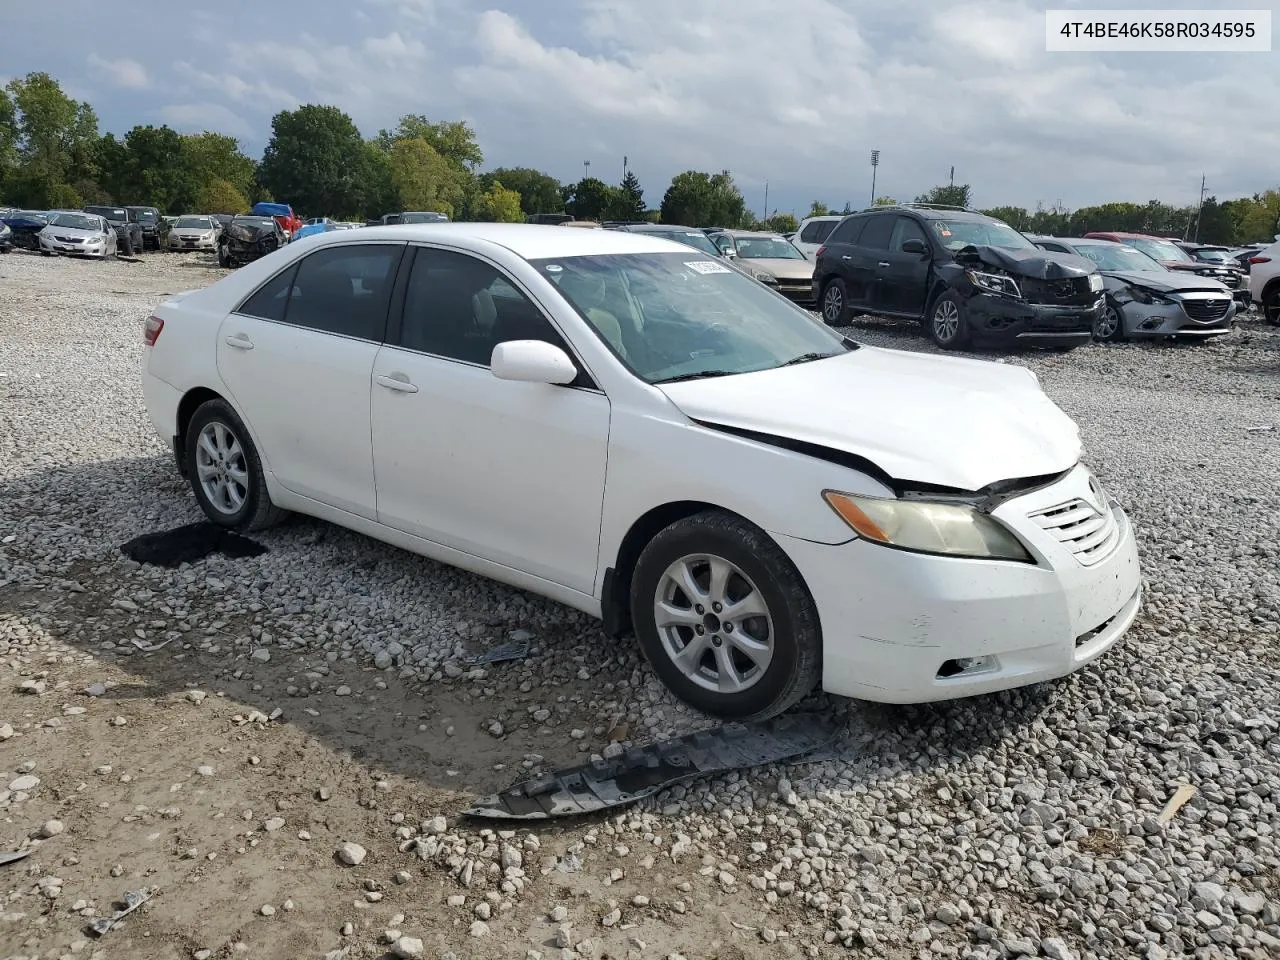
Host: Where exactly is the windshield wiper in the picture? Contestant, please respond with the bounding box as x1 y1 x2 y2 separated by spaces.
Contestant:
779 352 837 366
652 370 739 384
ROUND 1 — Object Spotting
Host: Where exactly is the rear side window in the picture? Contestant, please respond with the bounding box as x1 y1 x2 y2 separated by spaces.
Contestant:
827 216 866 244
800 219 837 243
238 264 299 322
857 215 894 250
284 244 404 340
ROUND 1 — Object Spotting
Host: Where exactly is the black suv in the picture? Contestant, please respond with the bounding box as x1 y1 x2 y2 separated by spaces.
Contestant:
813 205 1105 350
125 206 167 251
83 205 145 255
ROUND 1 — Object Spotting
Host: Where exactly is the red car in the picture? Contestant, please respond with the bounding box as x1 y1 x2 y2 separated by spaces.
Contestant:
1082 231 1248 308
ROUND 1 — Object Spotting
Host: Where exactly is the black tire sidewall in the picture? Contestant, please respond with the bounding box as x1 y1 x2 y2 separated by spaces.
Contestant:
930 290 967 348
630 518 817 719
185 400 268 530
1096 297 1124 341
821 278 848 326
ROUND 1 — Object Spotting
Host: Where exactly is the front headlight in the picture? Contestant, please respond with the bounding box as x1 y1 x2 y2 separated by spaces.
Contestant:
1088 273 1104 292
752 270 778 284
966 269 1022 299
822 491 1033 562
1127 286 1172 305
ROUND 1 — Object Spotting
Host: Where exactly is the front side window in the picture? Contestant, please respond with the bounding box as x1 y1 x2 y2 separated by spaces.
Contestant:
397 248 574 368
532 252 853 384
889 216 929 252
281 244 402 339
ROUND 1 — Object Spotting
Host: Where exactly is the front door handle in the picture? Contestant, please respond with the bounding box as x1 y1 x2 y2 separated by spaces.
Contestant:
376 373 419 394
224 334 254 350
877 261 891 268
841 255 852 260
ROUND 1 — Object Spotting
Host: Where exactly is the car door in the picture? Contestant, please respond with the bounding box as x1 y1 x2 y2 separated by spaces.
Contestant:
216 242 406 519
878 215 933 315
849 214 894 311
818 215 870 304
370 245 610 594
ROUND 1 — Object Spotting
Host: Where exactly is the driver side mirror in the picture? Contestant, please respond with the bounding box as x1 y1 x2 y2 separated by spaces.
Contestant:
490 340 578 385
901 238 928 255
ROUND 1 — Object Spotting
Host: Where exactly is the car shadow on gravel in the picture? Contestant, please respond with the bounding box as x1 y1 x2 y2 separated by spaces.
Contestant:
0 453 1065 814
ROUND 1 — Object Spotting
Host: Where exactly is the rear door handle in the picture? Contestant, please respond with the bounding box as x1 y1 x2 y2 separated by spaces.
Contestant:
877 261 891 268
224 334 254 350
376 373 419 394
841 255 852 260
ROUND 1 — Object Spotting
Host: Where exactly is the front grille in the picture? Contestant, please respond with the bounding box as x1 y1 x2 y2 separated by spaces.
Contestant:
1181 298 1231 323
1028 495 1120 565
1020 276 1095 305
54 235 84 244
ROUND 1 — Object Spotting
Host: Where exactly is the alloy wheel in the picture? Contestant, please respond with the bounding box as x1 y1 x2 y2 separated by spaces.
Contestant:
195 421 249 515
1095 303 1121 339
933 299 960 342
653 554 774 694
822 285 843 324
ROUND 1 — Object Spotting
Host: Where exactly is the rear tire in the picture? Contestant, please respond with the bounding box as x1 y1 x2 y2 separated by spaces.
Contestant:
185 399 287 532
820 278 850 326
629 510 822 721
217 245 231 268
1266 288 1280 326
928 290 970 349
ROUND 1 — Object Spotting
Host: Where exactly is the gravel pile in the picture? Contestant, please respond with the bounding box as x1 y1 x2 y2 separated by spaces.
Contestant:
0 251 1277 959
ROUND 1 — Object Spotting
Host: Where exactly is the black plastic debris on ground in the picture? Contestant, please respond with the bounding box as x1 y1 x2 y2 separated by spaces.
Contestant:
120 522 266 569
464 713 837 820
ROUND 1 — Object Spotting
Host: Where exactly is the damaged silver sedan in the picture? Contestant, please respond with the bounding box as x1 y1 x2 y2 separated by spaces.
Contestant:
1030 236 1235 342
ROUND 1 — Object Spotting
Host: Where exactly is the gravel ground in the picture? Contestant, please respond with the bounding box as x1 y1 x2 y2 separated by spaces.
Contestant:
0 249 1278 960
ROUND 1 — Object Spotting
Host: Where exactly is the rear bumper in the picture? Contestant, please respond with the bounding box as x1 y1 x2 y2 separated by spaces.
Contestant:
967 292 1102 346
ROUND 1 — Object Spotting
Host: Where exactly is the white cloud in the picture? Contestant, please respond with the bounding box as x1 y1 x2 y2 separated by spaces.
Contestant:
87 54 149 90
158 102 254 139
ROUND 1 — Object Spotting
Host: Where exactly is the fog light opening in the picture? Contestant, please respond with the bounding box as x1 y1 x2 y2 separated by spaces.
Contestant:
1140 317 1163 330
936 655 998 679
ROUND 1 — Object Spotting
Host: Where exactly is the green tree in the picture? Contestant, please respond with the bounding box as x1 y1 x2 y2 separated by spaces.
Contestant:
472 181 523 222
374 115 483 169
980 206 1029 229
914 183 971 208
608 170 645 221
5 72 99 203
110 125 199 212
659 170 748 226
199 177 249 214
563 177 618 221
1236 190 1280 243
388 137 467 217
807 201 831 218
763 213 799 234
0 87 16 176
476 166 561 217
258 105 370 217
360 143 399 219
183 132 255 199
873 196 897 207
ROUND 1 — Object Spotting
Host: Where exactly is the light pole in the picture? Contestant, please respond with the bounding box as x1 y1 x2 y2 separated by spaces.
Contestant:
583 160 590 180
869 150 880 207
762 180 769 223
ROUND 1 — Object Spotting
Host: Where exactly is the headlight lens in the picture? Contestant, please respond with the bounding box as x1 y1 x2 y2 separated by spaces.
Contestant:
966 270 1021 299
823 491 1033 562
1127 286 1172 305
752 270 777 284
1088 273 1104 292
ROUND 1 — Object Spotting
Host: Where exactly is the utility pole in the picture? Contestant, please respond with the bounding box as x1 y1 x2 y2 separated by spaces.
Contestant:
1193 173 1207 241
583 160 590 180
869 150 880 207
949 165 955 188
623 156 628 179
762 181 769 222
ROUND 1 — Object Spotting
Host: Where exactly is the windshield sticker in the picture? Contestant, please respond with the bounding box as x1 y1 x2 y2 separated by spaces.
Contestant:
544 264 563 273
685 260 731 275
938 227 952 237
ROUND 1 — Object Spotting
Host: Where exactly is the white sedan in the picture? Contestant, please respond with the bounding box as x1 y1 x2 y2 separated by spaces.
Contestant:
140 224 1142 719
39 212 117 259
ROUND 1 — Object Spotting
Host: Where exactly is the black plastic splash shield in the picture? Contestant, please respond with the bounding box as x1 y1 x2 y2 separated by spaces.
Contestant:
464 713 836 820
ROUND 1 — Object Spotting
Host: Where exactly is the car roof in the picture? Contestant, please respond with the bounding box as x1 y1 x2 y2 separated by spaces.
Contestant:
305 222 684 258
800 215 842 222
721 229 786 238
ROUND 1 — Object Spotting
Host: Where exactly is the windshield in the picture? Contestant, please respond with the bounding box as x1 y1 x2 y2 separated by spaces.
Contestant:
50 214 101 231
1125 237 1191 263
12 210 48 221
401 212 448 223
932 220 1034 251
531 252 852 383
637 229 721 256
1191 248 1232 263
86 207 127 221
175 216 214 229
733 236 804 260
1074 244 1166 273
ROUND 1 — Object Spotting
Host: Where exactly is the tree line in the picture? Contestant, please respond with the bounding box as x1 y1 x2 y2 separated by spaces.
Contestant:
2 72 1276 243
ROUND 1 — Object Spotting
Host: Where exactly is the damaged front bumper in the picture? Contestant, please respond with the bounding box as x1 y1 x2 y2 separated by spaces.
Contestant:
1119 291 1235 338
965 290 1101 347
775 464 1142 704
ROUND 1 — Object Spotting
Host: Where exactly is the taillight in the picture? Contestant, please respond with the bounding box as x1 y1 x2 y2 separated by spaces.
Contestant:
1249 256 1270 264
815 245 827 259
143 316 164 346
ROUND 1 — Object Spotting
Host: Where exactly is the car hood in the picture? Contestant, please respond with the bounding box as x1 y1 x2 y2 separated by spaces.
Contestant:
1104 270 1229 293
1163 261 1238 275
172 227 215 237
658 347 1081 491
958 245 1096 279
227 222 277 239
739 258 814 280
41 225 105 239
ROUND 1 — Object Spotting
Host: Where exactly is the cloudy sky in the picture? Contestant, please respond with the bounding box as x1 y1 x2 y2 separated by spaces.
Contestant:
3 0 1276 215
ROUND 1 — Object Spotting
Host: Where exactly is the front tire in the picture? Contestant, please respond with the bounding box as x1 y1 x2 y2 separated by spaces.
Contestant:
217 245 231 268
928 290 970 349
1266 288 1280 326
820 278 850 326
1094 297 1126 342
185 399 286 531
629 510 822 721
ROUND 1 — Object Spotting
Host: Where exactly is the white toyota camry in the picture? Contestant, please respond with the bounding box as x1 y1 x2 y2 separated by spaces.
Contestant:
140 224 1142 720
